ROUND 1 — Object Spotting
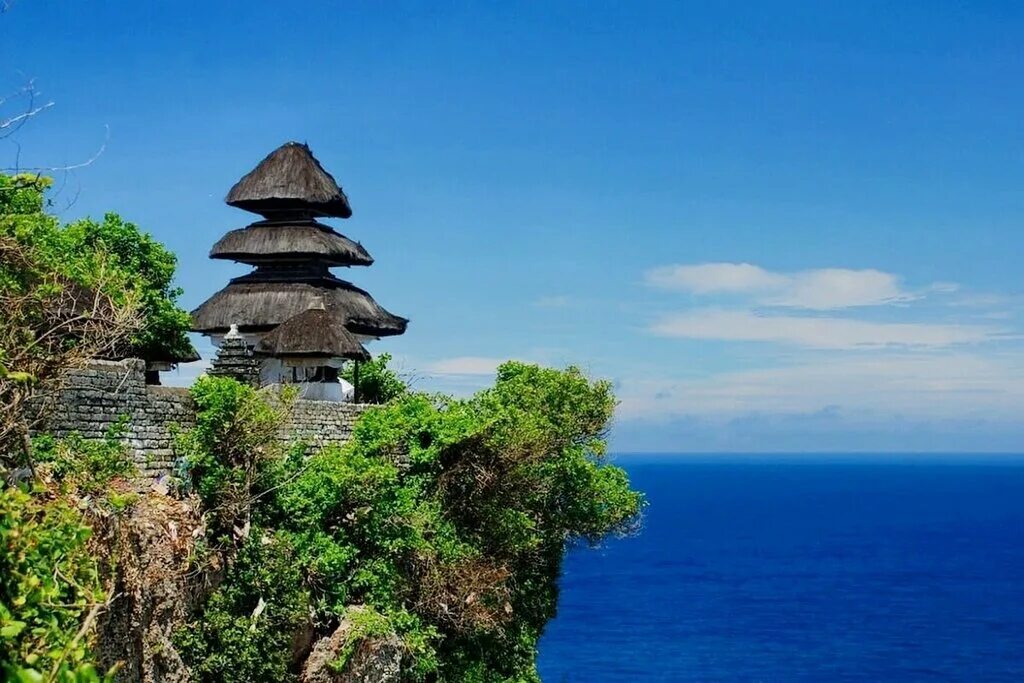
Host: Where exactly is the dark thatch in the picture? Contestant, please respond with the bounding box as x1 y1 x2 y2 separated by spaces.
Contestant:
190 278 408 338
210 220 373 266
143 345 202 364
226 142 353 218
254 307 370 361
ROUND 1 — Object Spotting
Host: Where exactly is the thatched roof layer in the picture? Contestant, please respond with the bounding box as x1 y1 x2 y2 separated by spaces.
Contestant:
226 142 353 218
210 220 373 266
190 279 408 337
254 307 370 360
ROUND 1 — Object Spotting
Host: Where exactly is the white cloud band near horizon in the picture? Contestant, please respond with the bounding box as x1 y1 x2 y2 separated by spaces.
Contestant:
424 356 506 376
616 351 1024 423
649 309 1004 349
645 262 923 309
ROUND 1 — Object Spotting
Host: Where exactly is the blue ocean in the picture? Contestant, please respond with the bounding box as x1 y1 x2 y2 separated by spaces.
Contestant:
537 456 1024 682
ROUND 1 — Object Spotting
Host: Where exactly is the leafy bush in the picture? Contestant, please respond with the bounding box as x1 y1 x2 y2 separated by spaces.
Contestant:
0 173 195 365
175 376 292 540
32 421 135 495
0 484 113 682
178 363 643 682
59 213 194 363
174 531 311 683
340 352 407 404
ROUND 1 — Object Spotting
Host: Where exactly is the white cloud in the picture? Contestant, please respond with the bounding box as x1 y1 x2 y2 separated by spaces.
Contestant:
424 356 506 376
646 262 785 294
649 309 1001 349
645 262 919 309
617 352 1024 422
534 295 571 308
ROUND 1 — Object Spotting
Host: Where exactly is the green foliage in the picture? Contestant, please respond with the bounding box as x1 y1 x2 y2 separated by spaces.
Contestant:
327 606 393 673
174 531 311 683
0 172 195 363
0 426 131 680
175 376 290 539
0 484 113 682
178 363 643 682
340 352 407 404
60 212 194 362
32 421 136 495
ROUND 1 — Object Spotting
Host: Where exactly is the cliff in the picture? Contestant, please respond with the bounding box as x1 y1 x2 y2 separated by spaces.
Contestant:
9 361 643 682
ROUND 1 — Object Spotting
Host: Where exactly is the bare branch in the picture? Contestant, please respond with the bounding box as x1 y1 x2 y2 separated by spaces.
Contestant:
0 78 107 177
0 101 54 136
2 124 109 174
0 80 54 140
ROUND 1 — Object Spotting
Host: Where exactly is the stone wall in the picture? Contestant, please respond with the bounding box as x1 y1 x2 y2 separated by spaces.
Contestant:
37 359 192 478
35 359 370 479
280 396 367 448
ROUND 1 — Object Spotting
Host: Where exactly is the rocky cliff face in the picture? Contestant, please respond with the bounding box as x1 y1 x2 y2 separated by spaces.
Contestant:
299 607 402 683
92 489 402 683
93 490 214 682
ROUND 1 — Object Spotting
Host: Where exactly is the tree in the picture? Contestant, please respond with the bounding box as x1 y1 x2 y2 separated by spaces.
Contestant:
59 212 195 363
340 352 407 404
177 362 644 681
0 173 194 465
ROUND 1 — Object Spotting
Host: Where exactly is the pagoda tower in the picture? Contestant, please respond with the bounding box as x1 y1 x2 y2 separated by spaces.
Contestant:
191 142 407 400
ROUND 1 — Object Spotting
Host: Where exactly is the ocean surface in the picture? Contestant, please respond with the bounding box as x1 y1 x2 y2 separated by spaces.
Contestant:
537 455 1024 682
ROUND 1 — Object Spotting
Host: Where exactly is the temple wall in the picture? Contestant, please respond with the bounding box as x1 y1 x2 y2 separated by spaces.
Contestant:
34 359 370 479
279 396 367 448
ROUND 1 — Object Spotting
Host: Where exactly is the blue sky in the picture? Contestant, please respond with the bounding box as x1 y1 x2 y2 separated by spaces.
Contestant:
3 1 1023 451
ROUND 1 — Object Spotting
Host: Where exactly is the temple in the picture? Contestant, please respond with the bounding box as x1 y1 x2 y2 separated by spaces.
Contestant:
191 142 408 400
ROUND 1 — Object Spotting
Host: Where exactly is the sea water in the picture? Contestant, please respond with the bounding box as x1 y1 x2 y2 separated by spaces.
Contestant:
537 456 1024 682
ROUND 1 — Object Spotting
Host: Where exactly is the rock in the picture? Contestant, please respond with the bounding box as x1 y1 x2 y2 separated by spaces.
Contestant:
92 490 219 683
300 607 402 683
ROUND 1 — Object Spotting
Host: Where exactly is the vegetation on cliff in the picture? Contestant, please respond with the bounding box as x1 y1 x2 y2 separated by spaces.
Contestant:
1 174 193 680
174 363 642 682
1 425 135 682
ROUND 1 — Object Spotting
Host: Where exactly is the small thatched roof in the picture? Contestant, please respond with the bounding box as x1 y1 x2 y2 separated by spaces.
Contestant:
254 307 370 361
145 345 202 365
190 278 408 338
210 220 373 266
226 142 353 218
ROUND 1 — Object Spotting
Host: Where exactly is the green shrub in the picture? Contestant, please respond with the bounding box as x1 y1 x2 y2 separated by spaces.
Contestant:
32 420 135 495
175 376 291 539
178 363 643 682
174 531 311 683
340 352 407 404
0 174 195 364
0 484 113 682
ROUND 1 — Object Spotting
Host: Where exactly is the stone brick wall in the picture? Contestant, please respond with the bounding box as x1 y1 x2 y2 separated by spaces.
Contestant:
34 359 370 479
280 397 367 448
35 359 194 478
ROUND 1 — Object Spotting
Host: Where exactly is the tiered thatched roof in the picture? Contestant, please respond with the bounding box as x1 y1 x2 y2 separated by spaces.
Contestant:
191 278 407 338
255 307 370 361
210 220 373 266
193 141 408 358
226 142 353 218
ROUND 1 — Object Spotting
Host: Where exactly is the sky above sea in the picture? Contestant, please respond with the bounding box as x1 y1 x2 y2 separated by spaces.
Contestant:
2 2 1023 452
